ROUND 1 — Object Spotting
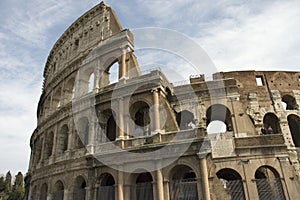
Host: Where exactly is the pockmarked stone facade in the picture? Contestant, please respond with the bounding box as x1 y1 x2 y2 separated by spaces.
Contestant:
25 2 300 200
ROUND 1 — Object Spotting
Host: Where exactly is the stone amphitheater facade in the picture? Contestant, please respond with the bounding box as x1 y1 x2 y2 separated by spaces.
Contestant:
25 2 300 200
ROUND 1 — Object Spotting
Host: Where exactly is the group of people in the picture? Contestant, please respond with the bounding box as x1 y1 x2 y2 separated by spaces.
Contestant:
261 126 273 135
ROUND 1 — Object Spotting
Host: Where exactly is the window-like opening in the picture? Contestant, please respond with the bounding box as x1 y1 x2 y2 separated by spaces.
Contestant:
207 120 227 134
33 137 43 165
40 183 48 200
206 104 233 133
74 39 79 49
65 77 75 102
57 125 69 154
135 172 153 200
101 60 119 87
53 62 57 73
298 76 300 82
256 76 264 86
263 113 281 134
44 132 54 159
88 73 95 92
107 115 117 141
31 186 37 200
53 88 62 109
169 165 198 200
76 117 89 146
216 168 246 200
255 166 286 200
54 181 64 200
287 114 300 147
176 110 195 130
130 101 151 137
74 176 86 200
97 174 115 200
282 95 298 110
109 62 119 84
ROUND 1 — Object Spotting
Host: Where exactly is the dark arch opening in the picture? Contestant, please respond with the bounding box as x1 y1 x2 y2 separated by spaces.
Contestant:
169 165 198 200
57 125 68 154
54 181 64 200
135 172 153 200
255 166 285 200
216 168 246 200
40 183 48 200
263 113 281 134
77 117 89 146
107 115 117 142
74 176 86 200
282 95 298 110
44 132 54 159
98 174 115 200
176 110 195 130
130 101 151 137
206 104 233 132
288 114 300 147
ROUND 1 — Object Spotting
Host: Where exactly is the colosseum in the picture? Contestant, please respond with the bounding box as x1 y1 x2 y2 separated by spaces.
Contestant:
25 2 300 200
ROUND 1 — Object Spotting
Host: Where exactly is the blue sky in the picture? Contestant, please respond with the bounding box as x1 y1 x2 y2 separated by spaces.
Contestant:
0 0 300 174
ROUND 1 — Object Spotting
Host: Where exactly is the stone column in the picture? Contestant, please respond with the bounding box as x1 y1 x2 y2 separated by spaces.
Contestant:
120 50 127 79
118 169 124 200
200 158 210 200
94 68 100 91
156 169 164 200
118 98 125 139
152 89 160 132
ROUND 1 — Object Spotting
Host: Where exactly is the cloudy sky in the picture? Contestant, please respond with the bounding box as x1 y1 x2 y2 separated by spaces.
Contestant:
0 0 300 174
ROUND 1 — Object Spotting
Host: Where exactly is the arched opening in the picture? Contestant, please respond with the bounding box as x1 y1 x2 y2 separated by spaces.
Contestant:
31 185 37 200
76 117 89 146
53 88 62 109
88 73 95 92
107 115 117 141
54 180 64 200
206 104 233 132
97 173 115 200
263 113 281 134
97 109 117 142
65 77 75 101
287 114 300 147
207 120 227 134
44 96 51 115
255 166 286 199
40 183 48 200
57 125 69 154
176 110 195 130
216 168 246 200
33 137 43 165
282 95 298 110
169 165 198 200
135 172 153 200
73 176 86 200
108 61 119 84
44 132 54 159
100 60 120 87
130 101 151 137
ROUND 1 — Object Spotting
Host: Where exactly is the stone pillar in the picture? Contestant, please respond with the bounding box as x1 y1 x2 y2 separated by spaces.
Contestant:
118 170 124 200
118 98 125 139
200 158 210 200
163 179 170 200
94 68 100 91
120 50 127 79
123 97 130 139
156 169 164 200
152 89 160 132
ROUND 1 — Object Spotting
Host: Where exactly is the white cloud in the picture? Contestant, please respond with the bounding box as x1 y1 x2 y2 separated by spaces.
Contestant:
195 0 300 71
